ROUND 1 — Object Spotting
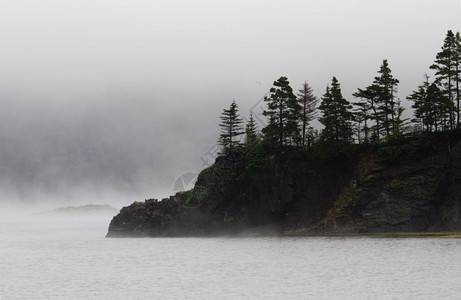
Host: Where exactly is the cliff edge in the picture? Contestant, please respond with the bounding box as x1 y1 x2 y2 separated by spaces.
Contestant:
107 134 461 237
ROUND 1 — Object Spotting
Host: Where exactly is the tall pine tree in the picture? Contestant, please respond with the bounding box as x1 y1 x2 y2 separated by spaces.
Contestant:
262 76 301 149
297 81 318 147
353 59 399 142
352 97 371 144
218 100 244 154
455 32 461 126
244 112 265 166
407 74 432 132
373 59 400 137
408 75 451 133
319 77 354 150
245 112 259 146
353 84 382 143
430 30 457 129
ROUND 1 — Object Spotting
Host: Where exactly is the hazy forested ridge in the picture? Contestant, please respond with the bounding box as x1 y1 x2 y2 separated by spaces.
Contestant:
107 30 461 237
217 30 461 157
3 3 461 299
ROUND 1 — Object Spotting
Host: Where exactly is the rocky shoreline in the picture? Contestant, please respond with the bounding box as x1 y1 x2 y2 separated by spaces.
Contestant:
107 134 461 238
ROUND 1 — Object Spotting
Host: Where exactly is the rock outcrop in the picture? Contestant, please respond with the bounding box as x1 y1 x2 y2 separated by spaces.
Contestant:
107 135 461 237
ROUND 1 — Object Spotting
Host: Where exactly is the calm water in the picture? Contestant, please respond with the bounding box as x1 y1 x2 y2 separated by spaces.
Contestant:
1 218 461 299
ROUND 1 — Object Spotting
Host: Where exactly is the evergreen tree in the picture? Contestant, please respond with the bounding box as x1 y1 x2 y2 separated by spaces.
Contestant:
244 112 265 167
430 30 457 129
297 81 318 147
305 126 319 147
392 99 409 137
353 84 382 143
427 83 452 132
408 75 451 133
407 75 432 132
353 59 399 142
244 112 259 146
455 32 461 126
218 100 244 153
319 77 354 149
352 99 371 144
262 76 301 149
373 59 400 137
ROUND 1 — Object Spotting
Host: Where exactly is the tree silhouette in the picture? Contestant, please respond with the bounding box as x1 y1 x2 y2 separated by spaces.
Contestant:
319 77 354 150
431 30 457 129
297 81 318 147
218 100 244 154
262 76 301 149
245 112 259 146
373 59 399 137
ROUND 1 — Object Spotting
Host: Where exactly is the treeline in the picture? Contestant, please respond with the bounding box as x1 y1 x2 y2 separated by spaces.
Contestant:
217 30 461 156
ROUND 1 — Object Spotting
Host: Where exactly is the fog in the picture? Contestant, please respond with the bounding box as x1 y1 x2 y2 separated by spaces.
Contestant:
0 0 460 211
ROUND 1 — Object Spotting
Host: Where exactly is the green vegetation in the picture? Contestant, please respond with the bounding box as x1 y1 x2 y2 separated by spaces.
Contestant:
218 100 244 154
353 59 403 142
297 81 318 148
109 30 461 237
198 166 212 178
212 30 461 160
318 77 354 152
262 76 301 149
187 29 461 221
430 30 461 129
244 112 259 147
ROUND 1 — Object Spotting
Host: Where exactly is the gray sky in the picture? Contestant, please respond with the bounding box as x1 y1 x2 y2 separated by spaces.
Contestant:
0 0 460 208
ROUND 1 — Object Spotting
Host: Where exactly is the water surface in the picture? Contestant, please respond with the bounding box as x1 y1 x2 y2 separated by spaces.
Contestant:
1 219 460 299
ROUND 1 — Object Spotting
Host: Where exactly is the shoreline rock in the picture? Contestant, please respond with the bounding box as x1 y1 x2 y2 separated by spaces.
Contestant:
107 135 461 237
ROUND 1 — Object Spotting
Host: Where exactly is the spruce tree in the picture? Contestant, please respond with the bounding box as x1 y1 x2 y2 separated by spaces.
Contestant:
244 112 265 166
392 100 408 137
455 32 461 126
218 100 244 154
353 84 382 143
408 75 451 133
245 112 259 146
430 30 457 129
297 81 318 147
305 127 319 147
373 59 400 137
352 98 371 144
319 77 354 149
407 75 432 132
262 76 301 149
353 59 399 142
428 83 451 131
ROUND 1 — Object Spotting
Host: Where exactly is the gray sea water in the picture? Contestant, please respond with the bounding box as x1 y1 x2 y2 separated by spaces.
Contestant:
1 217 461 299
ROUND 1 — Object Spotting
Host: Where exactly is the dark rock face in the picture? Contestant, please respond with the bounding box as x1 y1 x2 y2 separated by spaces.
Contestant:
106 198 217 237
107 139 461 237
307 140 461 235
107 152 357 237
317 153 445 233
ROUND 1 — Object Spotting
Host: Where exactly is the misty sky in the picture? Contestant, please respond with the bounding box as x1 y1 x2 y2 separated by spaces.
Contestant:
0 0 460 207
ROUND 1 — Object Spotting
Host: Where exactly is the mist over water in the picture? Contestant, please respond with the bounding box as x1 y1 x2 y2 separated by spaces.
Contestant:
1 0 460 210
0 86 255 209
1 2 461 299
1 219 461 299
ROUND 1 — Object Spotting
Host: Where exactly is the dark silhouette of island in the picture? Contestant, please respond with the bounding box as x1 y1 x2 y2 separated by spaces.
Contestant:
107 30 461 237
36 204 119 218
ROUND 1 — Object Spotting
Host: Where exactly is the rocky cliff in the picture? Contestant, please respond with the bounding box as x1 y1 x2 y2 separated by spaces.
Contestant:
311 142 461 234
107 134 461 237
